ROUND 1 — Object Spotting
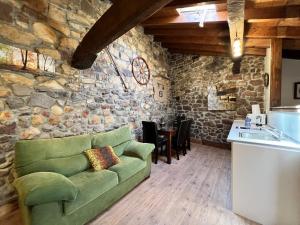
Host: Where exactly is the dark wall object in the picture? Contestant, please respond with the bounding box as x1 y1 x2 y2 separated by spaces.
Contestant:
264 73 269 87
105 47 128 91
232 58 241 75
294 82 300 99
283 50 300 60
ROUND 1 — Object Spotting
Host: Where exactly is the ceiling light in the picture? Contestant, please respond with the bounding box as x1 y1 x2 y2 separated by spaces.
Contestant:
233 38 242 58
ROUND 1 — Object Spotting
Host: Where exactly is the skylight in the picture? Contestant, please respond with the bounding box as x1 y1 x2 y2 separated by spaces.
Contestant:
177 4 216 13
177 4 217 27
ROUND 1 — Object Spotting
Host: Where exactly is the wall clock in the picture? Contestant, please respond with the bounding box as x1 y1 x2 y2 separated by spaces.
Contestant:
263 73 269 87
132 57 150 85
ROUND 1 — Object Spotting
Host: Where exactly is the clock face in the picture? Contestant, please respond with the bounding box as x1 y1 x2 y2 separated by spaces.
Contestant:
264 73 269 87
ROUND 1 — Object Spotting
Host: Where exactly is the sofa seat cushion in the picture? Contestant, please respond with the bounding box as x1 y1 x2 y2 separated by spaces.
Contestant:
108 156 146 183
64 170 118 215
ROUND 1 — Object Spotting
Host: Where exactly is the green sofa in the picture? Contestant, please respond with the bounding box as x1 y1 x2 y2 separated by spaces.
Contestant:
13 125 154 225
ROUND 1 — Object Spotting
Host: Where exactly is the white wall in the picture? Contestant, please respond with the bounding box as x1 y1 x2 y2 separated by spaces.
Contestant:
268 111 300 142
281 58 300 106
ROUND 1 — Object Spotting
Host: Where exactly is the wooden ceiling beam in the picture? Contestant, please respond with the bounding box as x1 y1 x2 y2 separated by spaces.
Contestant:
155 36 270 48
144 27 229 36
155 36 229 45
168 46 266 56
245 26 300 38
162 43 229 52
146 25 300 38
71 0 173 69
247 0 300 8
169 49 228 56
165 0 226 8
247 18 300 27
163 0 300 9
283 39 300 50
143 6 300 27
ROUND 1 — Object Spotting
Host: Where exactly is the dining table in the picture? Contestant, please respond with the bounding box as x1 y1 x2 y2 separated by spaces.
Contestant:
158 127 176 164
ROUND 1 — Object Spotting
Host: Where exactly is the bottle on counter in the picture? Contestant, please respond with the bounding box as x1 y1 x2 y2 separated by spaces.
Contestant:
245 116 251 129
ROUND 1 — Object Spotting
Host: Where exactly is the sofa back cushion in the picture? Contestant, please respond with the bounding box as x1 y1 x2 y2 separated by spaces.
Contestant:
15 134 92 177
92 125 132 156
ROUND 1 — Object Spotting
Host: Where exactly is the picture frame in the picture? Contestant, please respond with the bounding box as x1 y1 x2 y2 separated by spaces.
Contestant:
159 91 163 97
294 82 300 99
263 73 269 87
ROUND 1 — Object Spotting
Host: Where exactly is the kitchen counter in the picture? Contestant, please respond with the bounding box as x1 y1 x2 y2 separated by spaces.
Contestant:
228 120 300 225
227 120 300 151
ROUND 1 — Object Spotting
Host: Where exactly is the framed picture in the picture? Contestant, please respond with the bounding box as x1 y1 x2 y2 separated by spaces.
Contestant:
159 91 163 97
294 82 300 99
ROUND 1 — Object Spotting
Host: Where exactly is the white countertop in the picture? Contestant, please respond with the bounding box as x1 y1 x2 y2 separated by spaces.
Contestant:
227 120 300 151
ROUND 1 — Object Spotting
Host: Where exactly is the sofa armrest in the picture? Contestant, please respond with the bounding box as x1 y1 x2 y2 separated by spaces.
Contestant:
13 172 78 206
123 141 155 161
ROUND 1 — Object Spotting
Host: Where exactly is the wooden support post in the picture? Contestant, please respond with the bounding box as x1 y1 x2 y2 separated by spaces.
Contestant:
270 38 282 107
227 0 245 58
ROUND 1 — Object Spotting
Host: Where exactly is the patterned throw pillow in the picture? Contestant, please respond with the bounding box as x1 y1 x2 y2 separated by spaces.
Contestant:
85 146 120 171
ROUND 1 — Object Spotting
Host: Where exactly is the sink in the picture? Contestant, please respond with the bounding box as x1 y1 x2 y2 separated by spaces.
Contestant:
239 132 278 141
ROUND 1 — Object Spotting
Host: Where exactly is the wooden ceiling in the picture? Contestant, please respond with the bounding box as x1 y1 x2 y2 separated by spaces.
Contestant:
141 0 300 57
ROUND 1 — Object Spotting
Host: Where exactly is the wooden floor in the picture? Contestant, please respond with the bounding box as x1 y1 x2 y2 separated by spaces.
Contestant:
1 144 259 225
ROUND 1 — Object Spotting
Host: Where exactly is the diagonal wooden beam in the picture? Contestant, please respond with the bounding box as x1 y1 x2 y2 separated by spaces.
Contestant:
71 0 173 69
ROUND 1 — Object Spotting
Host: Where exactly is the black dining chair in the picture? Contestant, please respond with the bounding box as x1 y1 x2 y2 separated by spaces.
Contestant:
186 119 193 151
173 115 186 128
142 121 168 164
172 120 189 160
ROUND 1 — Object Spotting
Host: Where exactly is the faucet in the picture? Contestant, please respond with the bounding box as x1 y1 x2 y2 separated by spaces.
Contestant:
264 127 284 140
256 115 262 125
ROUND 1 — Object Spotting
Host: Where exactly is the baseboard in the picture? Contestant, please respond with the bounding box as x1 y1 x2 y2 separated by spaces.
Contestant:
202 140 231 150
190 138 202 144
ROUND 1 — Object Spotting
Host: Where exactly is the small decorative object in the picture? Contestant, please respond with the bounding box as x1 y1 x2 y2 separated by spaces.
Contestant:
0 43 56 74
263 73 269 87
208 85 237 111
294 82 300 99
105 47 128 91
132 56 150 85
244 116 252 129
159 117 166 129
85 146 120 171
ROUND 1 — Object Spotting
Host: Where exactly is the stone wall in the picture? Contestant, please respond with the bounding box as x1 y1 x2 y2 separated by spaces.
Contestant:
0 0 173 205
169 54 265 145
